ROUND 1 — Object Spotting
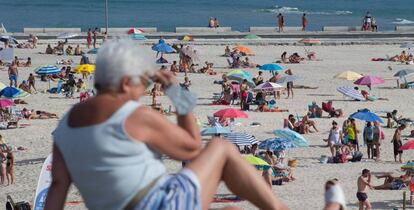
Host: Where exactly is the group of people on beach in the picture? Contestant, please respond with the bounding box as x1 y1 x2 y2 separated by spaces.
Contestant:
276 13 308 32
362 12 378 32
208 17 220 28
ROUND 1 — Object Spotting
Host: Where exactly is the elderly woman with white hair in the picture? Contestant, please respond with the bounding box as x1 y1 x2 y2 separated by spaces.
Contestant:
44 40 287 210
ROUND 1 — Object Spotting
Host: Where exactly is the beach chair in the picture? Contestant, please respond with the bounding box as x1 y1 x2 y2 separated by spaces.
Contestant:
48 80 63 94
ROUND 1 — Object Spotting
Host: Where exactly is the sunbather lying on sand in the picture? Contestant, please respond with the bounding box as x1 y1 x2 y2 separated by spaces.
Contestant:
374 171 411 190
22 108 58 120
256 102 288 112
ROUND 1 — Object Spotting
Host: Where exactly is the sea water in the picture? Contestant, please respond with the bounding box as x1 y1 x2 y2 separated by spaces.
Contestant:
1 0 413 32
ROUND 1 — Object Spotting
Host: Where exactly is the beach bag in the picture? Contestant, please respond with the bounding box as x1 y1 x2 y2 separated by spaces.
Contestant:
380 130 385 140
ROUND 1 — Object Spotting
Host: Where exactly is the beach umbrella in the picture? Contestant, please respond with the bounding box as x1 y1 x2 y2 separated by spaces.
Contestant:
259 64 284 72
0 99 14 108
178 35 194 41
0 82 6 90
299 38 321 45
400 42 414 49
0 35 18 44
400 140 414 151
213 108 248 118
334 71 363 81
394 69 414 78
243 155 271 170
350 109 384 123
276 75 299 84
226 69 255 87
87 48 99 54
224 133 258 146
233 46 253 55
35 66 62 75
401 161 414 171
336 86 366 101
254 82 283 92
152 43 175 53
354 75 384 86
244 34 261 39
181 46 200 60
130 34 147 40
201 126 231 136
73 64 95 74
0 87 19 98
258 137 296 151
127 28 144 34
273 129 308 147
57 32 79 39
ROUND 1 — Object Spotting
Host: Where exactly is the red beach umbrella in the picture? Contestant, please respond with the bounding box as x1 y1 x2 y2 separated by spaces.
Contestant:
400 140 414 150
213 108 248 118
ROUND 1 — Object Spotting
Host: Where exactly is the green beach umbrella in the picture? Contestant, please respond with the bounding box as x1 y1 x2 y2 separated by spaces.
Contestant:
243 155 271 170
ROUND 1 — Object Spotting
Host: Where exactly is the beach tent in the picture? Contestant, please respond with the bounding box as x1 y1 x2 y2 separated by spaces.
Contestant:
334 71 363 81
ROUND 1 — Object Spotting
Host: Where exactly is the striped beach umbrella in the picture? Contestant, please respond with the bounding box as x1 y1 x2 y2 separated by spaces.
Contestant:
224 133 258 146
254 82 284 92
299 38 321 45
0 87 29 99
336 86 366 101
35 66 62 75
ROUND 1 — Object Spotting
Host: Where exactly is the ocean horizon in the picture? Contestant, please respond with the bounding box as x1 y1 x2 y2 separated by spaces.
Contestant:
1 0 414 32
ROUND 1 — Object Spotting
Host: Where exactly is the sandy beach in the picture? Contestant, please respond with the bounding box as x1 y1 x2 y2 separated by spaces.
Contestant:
1 40 413 210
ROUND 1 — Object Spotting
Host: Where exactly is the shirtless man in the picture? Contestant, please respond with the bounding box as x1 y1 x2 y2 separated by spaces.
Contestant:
392 124 406 163
357 169 373 210
8 61 18 87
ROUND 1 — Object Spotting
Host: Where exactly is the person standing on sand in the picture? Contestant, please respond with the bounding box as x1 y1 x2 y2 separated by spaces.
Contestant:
93 27 98 48
357 169 373 210
302 13 308 31
28 73 37 93
8 61 18 87
392 124 406 163
240 79 248 110
277 13 284 32
5 146 14 185
285 69 294 99
87 28 92 49
373 121 382 161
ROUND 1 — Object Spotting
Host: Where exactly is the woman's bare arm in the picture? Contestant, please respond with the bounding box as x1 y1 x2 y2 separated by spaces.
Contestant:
44 144 72 210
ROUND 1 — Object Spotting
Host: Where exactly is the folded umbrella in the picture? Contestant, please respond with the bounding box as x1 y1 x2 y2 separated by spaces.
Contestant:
213 108 248 118
350 108 384 123
273 129 308 147
336 86 366 101
224 133 258 146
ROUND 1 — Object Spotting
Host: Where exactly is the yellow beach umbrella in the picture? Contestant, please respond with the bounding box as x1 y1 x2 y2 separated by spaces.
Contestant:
334 71 363 81
73 64 95 74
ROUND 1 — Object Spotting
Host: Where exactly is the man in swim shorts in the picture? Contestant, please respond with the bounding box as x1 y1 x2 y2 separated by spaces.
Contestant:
8 61 18 87
357 169 373 210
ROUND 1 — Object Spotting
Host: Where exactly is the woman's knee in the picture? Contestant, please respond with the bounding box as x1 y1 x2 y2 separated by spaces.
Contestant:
209 138 239 154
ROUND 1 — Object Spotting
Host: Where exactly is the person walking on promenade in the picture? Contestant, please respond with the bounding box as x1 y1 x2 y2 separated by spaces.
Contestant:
302 13 308 31
277 13 284 32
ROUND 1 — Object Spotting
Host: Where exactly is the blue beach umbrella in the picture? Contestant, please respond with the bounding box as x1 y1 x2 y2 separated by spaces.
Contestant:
0 87 19 98
259 137 296 151
35 66 62 75
273 129 308 147
224 133 258 146
259 64 284 72
201 126 231 136
152 43 174 53
350 109 384 123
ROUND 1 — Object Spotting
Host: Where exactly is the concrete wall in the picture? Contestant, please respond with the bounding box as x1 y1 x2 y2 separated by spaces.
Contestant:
99 27 157 33
24 28 81 34
175 27 231 33
250 26 302 33
395 26 414 32
322 26 361 32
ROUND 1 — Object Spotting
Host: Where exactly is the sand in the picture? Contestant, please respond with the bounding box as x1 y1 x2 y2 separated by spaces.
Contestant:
0 40 413 210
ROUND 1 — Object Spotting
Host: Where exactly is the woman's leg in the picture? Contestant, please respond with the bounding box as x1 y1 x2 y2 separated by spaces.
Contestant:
186 139 287 210
0 163 6 184
375 143 380 161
